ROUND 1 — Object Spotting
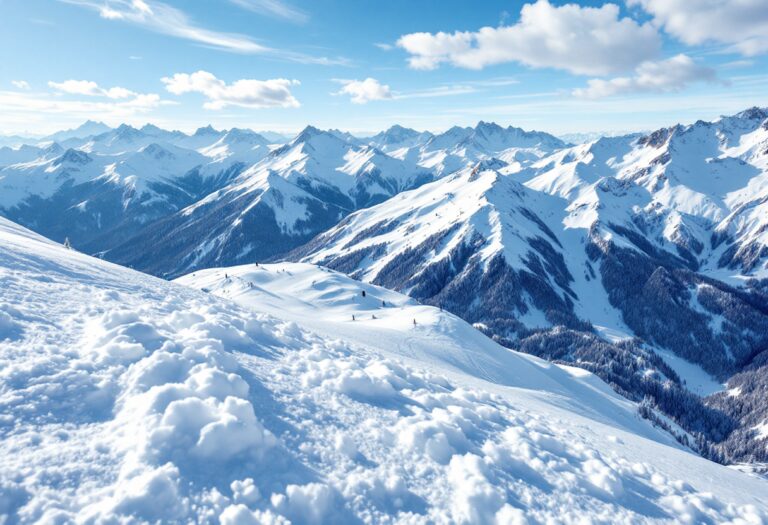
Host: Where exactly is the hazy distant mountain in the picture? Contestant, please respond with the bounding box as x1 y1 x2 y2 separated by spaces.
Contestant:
42 120 112 143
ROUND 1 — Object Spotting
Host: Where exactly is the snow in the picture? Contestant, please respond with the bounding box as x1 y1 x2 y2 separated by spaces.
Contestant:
753 422 768 441
641 344 724 396
1 219 767 523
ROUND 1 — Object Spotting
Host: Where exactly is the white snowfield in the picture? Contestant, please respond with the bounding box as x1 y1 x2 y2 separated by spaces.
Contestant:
1 218 767 524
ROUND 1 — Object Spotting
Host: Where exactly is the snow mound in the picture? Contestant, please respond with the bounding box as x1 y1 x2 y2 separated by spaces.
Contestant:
1 218 767 524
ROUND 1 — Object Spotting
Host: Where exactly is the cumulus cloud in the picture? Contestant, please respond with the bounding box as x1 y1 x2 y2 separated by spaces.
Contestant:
335 78 393 104
60 0 343 64
49 79 137 99
629 0 768 56
396 0 660 75
162 71 300 110
11 80 30 90
573 54 719 99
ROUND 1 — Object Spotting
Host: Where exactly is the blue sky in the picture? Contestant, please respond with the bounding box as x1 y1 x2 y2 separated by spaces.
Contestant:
0 0 766 136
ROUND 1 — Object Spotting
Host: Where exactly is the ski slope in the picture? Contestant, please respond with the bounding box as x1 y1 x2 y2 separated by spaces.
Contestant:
1 219 767 524
177 263 665 434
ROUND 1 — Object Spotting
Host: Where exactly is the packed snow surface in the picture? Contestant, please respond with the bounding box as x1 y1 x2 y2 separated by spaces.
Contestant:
2 220 767 524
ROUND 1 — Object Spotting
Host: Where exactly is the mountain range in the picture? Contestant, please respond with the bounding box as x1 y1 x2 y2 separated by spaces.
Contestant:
2 108 768 467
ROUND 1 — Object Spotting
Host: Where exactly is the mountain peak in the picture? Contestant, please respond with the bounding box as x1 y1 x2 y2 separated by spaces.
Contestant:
193 125 219 136
140 123 164 134
112 124 144 142
54 148 92 166
140 143 175 160
294 125 331 143
81 119 108 129
43 142 64 156
734 106 768 121
475 121 504 133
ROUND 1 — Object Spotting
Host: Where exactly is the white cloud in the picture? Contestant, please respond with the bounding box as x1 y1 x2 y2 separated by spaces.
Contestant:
59 0 343 64
228 0 308 23
11 80 31 90
335 78 393 104
396 0 660 75
629 0 768 56
49 79 137 99
162 71 300 110
0 89 168 126
573 54 719 98
374 43 394 51
395 85 477 100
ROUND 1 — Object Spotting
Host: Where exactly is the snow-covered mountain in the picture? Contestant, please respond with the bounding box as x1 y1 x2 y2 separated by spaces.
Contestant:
291 108 768 465
2 216 767 523
0 143 239 252
104 126 435 277
42 119 112 143
0 123 285 252
523 107 768 279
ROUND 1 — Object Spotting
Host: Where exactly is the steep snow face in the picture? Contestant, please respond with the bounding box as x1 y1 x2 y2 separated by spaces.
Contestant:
522 108 768 279
2 218 767 523
198 128 273 164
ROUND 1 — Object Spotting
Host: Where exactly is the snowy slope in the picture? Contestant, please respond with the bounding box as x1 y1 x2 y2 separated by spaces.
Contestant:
2 218 767 524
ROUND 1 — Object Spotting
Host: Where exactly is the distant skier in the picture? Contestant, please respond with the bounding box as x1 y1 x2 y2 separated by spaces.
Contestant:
361 290 366 298
382 300 386 307
352 314 356 321
413 318 417 326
